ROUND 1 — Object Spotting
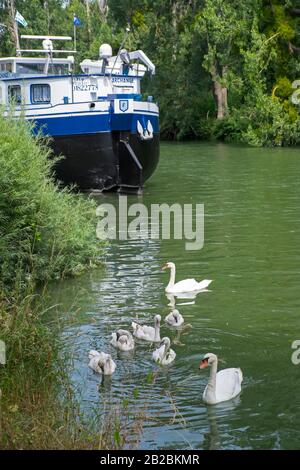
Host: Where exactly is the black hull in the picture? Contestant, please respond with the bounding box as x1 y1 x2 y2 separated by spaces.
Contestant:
51 131 159 191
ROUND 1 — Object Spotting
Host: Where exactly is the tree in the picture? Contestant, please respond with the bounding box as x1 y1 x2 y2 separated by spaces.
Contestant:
7 0 20 52
84 0 91 43
97 0 108 20
195 0 262 119
0 0 299 145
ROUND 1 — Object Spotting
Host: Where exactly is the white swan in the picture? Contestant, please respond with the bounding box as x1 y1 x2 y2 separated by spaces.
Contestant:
199 353 243 404
152 337 176 365
165 309 184 327
162 262 213 293
110 329 134 352
132 314 161 342
88 350 116 375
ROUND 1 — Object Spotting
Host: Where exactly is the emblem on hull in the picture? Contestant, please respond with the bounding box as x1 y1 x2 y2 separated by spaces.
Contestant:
119 99 129 112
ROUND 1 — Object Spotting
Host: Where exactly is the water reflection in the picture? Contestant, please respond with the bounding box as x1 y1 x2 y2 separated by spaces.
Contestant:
97 374 114 391
202 397 241 450
166 289 212 307
171 323 193 347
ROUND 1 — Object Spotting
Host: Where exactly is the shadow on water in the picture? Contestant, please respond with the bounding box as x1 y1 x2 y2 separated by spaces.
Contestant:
46 143 300 449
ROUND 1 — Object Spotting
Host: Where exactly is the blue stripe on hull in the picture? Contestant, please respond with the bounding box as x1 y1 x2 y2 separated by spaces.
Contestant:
31 112 159 137
33 113 110 136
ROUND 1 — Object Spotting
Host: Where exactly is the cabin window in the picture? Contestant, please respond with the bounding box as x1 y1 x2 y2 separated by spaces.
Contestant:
48 64 69 75
8 85 22 104
17 63 45 74
16 63 69 75
0 62 13 73
31 84 51 103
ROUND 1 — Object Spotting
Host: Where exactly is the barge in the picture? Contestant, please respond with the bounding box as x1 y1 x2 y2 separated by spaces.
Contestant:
0 34 159 191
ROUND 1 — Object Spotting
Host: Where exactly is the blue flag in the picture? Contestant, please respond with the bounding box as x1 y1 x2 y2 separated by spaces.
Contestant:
73 14 81 26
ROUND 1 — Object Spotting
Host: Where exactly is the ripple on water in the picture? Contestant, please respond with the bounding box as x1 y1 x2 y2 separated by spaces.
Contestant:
47 143 300 449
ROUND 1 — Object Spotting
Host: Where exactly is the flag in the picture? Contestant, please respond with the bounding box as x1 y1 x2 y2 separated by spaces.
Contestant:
73 14 81 27
15 11 28 28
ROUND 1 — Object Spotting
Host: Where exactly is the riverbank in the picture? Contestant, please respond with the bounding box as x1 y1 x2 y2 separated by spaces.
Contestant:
0 291 90 449
0 288 142 449
0 113 107 449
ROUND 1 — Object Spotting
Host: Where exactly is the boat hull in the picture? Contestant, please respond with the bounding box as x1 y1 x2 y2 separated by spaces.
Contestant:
51 131 160 191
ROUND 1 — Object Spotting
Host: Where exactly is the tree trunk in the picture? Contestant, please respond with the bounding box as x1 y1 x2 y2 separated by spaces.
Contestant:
213 80 225 119
8 0 20 54
211 64 228 119
44 0 50 34
97 0 108 20
85 0 92 43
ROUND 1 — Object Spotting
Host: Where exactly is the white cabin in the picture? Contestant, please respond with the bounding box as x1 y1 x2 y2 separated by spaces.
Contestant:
0 36 155 110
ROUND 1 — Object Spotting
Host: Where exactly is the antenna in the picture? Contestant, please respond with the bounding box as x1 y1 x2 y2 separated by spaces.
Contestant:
110 26 131 78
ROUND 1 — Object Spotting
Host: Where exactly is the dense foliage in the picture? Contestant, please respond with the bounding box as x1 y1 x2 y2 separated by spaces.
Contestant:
0 112 101 292
0 112 105 449
1 1 300 145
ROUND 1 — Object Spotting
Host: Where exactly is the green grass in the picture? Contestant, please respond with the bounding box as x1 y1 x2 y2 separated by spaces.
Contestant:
0 112 118 449
0 110 102 293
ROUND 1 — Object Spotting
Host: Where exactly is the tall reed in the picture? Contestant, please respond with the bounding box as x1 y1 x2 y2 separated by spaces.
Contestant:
0 112 109 449
0 111 102 293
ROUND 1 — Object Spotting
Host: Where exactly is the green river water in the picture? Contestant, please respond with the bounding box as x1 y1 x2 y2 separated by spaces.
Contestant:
49 142 300 450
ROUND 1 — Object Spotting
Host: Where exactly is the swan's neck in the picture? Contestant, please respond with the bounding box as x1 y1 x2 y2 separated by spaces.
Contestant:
104 359 112 374
167 266 176 290
154 322 160 341
207 359 218 398
162 342 169 360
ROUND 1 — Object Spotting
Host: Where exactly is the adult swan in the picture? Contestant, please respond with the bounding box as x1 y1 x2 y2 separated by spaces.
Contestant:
162 262 213 294
199 353 243 405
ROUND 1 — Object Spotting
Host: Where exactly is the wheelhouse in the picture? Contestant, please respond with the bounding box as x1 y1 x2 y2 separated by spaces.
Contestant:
0 57 74 75
0 54 74 107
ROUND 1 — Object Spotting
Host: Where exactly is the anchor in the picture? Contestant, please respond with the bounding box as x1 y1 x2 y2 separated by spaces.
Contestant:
137 119 153 140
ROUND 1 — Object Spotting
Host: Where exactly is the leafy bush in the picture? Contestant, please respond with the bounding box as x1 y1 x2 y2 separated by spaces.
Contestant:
0 112 102 291
213 92 300 147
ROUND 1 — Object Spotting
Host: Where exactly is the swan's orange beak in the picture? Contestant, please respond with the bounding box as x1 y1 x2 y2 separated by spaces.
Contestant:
199 358 209 369
161 264 168 271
